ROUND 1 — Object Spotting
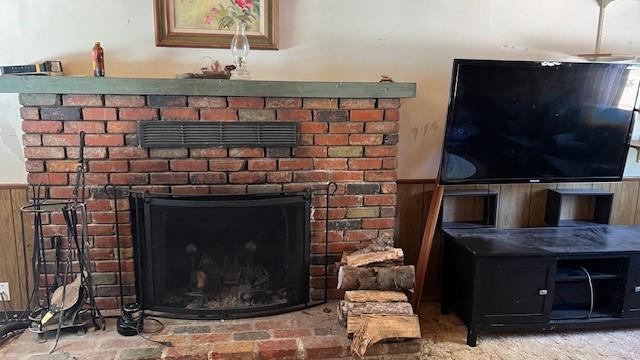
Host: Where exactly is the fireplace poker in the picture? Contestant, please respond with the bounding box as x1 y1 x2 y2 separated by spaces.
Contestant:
325 182 337 301
72 131 86 203
104 183 136 336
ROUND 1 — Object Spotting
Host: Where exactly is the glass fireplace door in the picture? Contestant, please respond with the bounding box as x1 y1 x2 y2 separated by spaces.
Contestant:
135 194 310 319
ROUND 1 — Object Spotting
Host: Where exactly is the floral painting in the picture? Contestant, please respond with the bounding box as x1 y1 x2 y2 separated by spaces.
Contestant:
154 0 278 49
174 0 262 34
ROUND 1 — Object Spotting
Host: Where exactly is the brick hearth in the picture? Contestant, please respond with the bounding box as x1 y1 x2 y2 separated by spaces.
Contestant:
20 89 405 310
0 301 422 359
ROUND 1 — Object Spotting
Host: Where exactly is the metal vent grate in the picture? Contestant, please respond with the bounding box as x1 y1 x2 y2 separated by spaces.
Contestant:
139 121 298 148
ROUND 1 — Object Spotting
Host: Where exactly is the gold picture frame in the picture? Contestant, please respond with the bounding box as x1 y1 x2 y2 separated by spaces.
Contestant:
154 0 279 50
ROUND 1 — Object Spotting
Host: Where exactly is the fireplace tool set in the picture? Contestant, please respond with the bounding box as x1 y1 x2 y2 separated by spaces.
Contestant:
20 132 104 351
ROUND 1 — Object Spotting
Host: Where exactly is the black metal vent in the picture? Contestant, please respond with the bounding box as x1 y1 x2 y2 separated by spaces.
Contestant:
139 121 298 148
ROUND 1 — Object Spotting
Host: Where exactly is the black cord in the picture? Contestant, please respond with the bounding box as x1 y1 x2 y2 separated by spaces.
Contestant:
117 306 171 347
129 318 172 347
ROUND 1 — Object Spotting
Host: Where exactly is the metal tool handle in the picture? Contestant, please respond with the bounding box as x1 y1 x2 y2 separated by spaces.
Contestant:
78 131 85 166
72 132 86 201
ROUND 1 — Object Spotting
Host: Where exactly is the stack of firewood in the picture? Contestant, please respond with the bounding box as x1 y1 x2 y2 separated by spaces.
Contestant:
336 234 421 357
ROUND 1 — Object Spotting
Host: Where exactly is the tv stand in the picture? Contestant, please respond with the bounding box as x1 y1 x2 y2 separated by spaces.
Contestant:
441 225 640 346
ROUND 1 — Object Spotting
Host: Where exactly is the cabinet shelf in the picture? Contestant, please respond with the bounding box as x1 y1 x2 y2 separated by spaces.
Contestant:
545 189 613 227
441 189 498 229
551 309 617 320
442 221 495 229
555 267 622 282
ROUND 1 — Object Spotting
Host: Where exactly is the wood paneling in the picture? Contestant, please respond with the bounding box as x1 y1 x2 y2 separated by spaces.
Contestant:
496 184 532 228
0 186 30 310
396 179 640 301
611 181 640 225
12 188 33 310
395 183 425 268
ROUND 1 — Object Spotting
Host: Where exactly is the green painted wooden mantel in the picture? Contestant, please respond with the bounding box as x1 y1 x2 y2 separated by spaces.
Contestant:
0 76 416 98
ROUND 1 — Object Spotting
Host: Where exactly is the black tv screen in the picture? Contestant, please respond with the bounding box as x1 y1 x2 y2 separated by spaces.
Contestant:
440 59 640 184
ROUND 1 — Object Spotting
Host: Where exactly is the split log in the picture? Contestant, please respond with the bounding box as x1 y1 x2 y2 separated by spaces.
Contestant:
337 254 401 268
345 248 404 267
343 301 413 317
337 266 415 291
196 271 207 289
344 302 414 335
338 233 395 266
350 315 421 358
338 300 347 326
347 314 364 335
345 290 407 303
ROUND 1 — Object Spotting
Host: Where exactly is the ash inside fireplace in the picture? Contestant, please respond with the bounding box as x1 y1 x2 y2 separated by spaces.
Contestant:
161 242 290 309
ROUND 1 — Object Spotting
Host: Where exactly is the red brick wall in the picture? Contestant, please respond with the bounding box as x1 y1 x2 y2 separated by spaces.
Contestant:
20 93 401 309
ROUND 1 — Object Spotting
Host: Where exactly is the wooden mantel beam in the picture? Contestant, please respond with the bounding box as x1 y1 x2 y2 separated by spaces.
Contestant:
0 76 416 98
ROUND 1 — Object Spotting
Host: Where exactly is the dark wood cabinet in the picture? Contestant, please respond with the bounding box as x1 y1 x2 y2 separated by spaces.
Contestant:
442 226 640 346
624 256 640 317
475 257 554 324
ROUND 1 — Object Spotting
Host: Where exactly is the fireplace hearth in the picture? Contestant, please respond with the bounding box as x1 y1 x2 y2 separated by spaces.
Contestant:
132 192 312 319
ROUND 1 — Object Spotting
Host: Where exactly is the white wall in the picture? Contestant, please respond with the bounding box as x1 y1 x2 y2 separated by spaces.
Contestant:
1 0 639 183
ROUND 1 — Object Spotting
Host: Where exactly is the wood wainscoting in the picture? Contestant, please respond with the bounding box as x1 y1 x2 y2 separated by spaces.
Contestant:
4 179 639 307
395 179 640 301
0 185 31 311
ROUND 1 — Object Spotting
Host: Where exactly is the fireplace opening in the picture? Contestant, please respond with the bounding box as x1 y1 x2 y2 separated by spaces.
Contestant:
132 193 311 319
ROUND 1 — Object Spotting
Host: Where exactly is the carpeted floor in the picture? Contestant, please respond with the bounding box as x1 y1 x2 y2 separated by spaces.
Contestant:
418 303 640 360
2 302 640 359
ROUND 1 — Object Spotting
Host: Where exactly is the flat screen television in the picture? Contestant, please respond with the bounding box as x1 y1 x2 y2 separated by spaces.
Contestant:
440 59 640 184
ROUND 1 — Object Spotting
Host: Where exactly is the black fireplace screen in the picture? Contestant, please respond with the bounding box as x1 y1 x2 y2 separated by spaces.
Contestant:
132 193 311 319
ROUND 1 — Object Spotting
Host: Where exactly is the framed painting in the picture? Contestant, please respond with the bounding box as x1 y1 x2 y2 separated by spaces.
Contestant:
154 0 279 50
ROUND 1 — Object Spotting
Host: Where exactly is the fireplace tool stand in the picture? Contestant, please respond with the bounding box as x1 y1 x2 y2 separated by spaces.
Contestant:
20 132 104 352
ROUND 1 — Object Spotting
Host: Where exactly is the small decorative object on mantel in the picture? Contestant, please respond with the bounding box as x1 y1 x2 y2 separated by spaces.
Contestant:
177 59 235 79
230 20 251 80
92 42 105 77
0 60 63 76
154 0 279 50
379 75 394 83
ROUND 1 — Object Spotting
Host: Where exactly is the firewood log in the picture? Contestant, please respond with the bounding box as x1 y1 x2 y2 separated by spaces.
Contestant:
347 314 364 335
345 290 407 303
343 301 413 316
343 301 414 335
338 300 347 326
350 314 421 358
338 233 395 266
337 266 415 291
345 248 404 267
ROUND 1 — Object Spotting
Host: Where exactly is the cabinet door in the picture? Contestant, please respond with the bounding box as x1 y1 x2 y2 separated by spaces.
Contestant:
623 256 640 318
475 257 555 324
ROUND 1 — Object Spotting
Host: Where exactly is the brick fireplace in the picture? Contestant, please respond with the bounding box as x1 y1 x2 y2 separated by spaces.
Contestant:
13 77 414 313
